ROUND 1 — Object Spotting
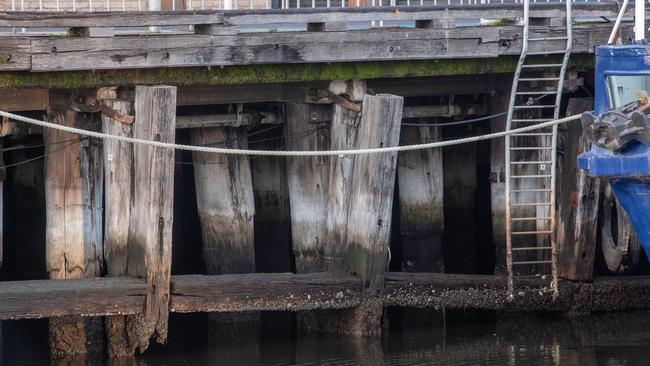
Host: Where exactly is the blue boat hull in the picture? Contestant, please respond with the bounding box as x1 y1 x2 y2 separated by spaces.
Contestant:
579 44 650 262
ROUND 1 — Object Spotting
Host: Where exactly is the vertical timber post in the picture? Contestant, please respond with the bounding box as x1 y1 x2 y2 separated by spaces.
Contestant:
250 126 292 273
556 98 598 281
325 94 403 335
489 92 509 273
127 85 176 351
190 126 258 340
285 103 331 273
397 123 444 272
191 127 255 275
44 109 104 359
101 99 136 357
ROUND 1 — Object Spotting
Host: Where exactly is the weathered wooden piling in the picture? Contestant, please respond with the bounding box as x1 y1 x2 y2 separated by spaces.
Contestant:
126 85 176 351
489 92 509 274
557 98 599 281
397 123 444 272
101 99 137 357
325 94 403 335
285 103 331 274
190 125 258 339
191 127 255 275
44 108 103 358
250 125 292 273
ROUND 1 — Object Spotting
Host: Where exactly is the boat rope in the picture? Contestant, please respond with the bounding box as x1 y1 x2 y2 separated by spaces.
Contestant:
0 109 581 157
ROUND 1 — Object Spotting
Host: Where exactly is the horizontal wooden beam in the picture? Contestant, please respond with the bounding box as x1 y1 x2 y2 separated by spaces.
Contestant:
0 55 595 90
1 24 611 74
225 3 620 25
0 3 621 29
170 273 363 313
0 89 48 111
1 272 649 320
0 277 146 320
0 11 223 28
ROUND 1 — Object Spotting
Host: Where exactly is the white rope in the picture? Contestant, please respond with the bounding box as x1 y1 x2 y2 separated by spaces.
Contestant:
0 109 581 157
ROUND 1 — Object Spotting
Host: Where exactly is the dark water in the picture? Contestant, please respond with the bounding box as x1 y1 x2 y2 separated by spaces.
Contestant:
3 309 650 366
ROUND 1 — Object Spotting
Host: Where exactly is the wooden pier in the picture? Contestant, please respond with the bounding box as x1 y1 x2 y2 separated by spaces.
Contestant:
1 1 650 360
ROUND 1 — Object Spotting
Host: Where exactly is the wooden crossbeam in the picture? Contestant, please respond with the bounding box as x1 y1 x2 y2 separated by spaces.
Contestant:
0 277 146 320
0 11 224 28
1 273 650 320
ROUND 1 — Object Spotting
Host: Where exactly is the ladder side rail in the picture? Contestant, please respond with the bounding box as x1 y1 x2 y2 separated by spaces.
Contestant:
505 0 530 298
548 0 572 297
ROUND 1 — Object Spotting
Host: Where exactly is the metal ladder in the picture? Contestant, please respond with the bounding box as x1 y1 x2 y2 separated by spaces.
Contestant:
504 0 572 298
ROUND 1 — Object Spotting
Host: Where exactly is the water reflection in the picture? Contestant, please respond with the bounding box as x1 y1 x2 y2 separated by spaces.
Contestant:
3 310 650 365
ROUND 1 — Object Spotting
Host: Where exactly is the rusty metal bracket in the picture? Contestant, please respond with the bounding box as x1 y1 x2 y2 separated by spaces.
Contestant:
85 97 135 125
317 89 363 113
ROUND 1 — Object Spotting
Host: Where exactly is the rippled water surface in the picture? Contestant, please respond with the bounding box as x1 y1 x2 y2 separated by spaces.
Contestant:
4 310 650 365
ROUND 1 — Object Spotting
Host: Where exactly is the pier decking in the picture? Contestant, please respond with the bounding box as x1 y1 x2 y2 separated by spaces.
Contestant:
1 0 650 360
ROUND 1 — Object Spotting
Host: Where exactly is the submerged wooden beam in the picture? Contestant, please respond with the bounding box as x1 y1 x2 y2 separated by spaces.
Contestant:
0 272 650 320
0 277 146 321
170 273 363 313
127 85 176 352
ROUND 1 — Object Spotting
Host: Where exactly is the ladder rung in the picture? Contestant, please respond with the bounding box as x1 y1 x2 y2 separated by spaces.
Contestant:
528 36 568 41
521 64 563 68
511 189 552 193
512 246 553 251
519 78 560 82
527 50 566 55
511 202 552 206
511 230 554 235
511 217 552 221
510 161 553 164
512 260 553 265
514 105 557 109
511 174 552 178
509 147 554 150
515 91 558 95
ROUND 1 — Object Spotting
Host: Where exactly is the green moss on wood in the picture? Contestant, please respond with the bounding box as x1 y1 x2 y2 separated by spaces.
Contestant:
0 55 594 89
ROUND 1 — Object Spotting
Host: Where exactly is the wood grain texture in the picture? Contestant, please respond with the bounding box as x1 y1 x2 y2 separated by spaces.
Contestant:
44 110 103 280
0 38 30 71
285 103 331 273
556 98 598 281
44 109 103 359
191 127 255 274
28 28 498 71
398 124 444 272
0 277 146 320
102 100 133 277
127 85 176 351
0 89 49 111
0 11 223 27
170 273 363 313
101 100 136 357
325 94 403 290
